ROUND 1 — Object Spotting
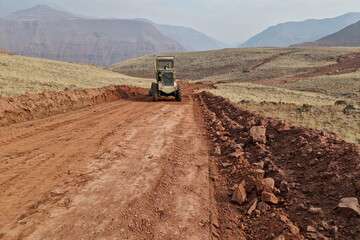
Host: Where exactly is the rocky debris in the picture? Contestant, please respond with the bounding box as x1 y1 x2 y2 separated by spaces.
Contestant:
306 225 317 233
288 222 300 235
249 126 267 143
261 178 275 192
197 92 360 240
354 181 360 192
221 161 233 168
232 181 247 205
253 169 265 179
214 145 222 156
257 201 271 212
273 235 286 240
247 198 258 215
279 181 289 195
261 191 279 204
337 197 360 216
253 161 264 169
308 206 323 215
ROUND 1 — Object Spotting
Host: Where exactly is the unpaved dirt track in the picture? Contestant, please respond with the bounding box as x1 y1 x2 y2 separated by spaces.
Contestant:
0 97 211 239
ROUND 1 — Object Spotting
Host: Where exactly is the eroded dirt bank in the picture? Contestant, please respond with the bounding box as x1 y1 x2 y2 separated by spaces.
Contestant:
197 92 360 240
0 85 147 127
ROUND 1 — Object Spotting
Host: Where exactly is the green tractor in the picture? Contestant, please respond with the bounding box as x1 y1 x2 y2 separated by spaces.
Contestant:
150 56 182 102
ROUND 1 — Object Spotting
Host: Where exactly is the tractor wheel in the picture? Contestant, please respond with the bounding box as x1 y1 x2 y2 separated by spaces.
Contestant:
151 83 159 101
175 89 182 102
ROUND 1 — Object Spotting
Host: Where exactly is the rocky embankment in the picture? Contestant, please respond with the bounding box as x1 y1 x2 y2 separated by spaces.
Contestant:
197 92 360 240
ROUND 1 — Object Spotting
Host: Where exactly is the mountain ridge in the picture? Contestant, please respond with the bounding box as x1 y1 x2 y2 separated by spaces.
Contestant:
241 12 360 47
0 5 226 65
295 20 360 47
0 6 184 65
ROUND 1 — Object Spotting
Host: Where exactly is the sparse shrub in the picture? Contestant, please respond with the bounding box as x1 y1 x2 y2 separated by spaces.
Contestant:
343 104 356 114
334 100 347 106
297 104 312 113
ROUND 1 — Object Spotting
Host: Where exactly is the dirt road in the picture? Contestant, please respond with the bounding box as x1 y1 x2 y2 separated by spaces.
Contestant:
0 97 212 240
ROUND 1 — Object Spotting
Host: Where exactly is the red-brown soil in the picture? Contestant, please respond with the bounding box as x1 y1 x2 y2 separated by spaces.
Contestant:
0 85 359 240
299 52 360 77
197 92 360 240
0 86 211 240
0 85 147 127
256 52 360 86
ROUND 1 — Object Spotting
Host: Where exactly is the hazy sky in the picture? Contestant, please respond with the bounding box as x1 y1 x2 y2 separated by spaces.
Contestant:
2 0 360 44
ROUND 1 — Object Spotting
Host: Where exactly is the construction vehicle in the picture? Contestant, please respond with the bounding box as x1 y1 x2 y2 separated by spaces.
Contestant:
150 56 182 102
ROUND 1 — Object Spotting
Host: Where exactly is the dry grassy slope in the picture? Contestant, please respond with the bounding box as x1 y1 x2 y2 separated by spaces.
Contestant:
211 82 360 143
111 48 289 80
187 47 360 144
282 72 360 101
0 53 151 97
111 47 359 81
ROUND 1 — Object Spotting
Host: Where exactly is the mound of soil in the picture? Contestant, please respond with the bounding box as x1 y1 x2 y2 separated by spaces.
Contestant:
197 92 360 240
0 85 147 127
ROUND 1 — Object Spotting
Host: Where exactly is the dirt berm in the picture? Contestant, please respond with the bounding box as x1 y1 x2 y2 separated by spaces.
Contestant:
197 91 360 240
0 85 147 127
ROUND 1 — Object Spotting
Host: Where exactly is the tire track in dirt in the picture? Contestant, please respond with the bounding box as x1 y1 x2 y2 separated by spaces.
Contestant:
0 96 212 240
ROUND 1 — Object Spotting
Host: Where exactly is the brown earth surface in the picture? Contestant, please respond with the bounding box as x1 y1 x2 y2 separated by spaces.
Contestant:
0 86 212 240
256 52 360 86
0 86 359 240
198 92 360 240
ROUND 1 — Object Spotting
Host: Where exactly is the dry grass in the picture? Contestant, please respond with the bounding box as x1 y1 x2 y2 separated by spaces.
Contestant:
282 71 360 102
111 48 289 80
237 101 360 144
0 53 152 97
113 47 360 83
210 82 336 106
210 83 360 143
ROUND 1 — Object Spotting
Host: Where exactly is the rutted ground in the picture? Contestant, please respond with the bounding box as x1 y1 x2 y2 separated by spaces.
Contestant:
0 92 211 240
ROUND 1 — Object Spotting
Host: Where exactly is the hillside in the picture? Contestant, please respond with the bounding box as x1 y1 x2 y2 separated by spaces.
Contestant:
5 4 80 21
155 24 226 51
0 5 227 65
241 13 360 47
0 5 184 66
112 48 290 80
0 0 57 16
300 20 360 47
0 52 150 96
112 47 359 81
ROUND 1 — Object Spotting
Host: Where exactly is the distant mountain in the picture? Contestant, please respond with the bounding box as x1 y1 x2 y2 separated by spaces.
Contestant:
298 20 360 47
0 0 58 16
0 6 184 65
5 4 80 21
155 24 226 51
134 19 227 51
0 5 226 65
241 13 360 48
